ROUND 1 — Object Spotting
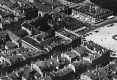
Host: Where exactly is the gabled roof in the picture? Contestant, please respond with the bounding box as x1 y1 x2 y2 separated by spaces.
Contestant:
22 22 34 30
18 52 30 59
23 36 41 50
6 30 21 43
74 47 89 57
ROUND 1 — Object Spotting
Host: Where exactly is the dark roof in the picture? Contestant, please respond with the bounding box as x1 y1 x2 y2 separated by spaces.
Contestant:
46 58 60 67
39 0 60 7
6 41 17 49
23 37 41 50
59 57 70 64
23 3 34 9
41 76 52 80
73 3 113 18
18 52 30 59
27 50 40 58
36 33 51 42
8 72 19 80
57 29 79 40
0 11 13 18
39 36 64 49
22 23 34 30
17 0 29 3
110 63 117 71
32 1 52 12
64 17 84 26
74 47 89 57
71 61 83 68
22 66 32 79
7 55 19 64
0 31 6 37
6 30 21 43
13 29 28 38
102 76 109 80
0 76 11 80
23 66 32 72
56 67 73 77
34 72 41 79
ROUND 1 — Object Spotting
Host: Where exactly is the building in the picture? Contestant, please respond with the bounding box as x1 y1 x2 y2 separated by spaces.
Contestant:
55 66 74 80
32 32 53 43
22 36 41 51
22 3 38 19
61 51 79 62
83 41 111 68
32 1 53 17
39 36 72 57
84 23 117 58
71 2 113 24
48 13 86 32
55 28 81 48
63 16 86 32
6 30 21 48
21 22 40 36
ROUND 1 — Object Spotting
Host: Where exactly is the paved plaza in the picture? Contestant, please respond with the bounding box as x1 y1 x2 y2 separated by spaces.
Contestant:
85 23 117 52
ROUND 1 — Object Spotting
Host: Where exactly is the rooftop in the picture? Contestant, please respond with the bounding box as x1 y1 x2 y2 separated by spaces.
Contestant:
56 28 80 40
32 1 52 12
73 2 113 18
23 36 41 50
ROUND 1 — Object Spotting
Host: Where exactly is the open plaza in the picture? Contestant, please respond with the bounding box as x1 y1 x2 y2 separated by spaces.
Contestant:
85 23 117 53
